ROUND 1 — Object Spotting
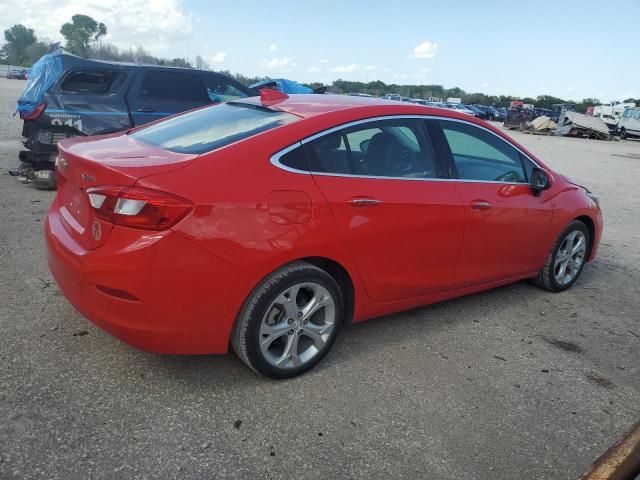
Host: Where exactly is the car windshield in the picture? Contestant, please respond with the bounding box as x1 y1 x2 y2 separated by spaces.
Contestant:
130 102 298 154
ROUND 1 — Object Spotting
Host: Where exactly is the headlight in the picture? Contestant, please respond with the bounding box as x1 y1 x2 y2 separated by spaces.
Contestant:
586 191 600 208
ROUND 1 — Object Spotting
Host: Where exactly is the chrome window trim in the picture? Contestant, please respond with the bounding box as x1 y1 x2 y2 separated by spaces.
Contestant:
269 114 541 185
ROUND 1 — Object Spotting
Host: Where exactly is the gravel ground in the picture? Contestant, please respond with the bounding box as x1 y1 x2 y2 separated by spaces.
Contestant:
0 77 638 480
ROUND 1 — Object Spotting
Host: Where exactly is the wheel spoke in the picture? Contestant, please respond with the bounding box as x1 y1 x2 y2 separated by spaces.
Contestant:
300 292 334 322
259 322 290 349
276 284 301 320
302 322 333 349
571 235 585 256
276 333 301 367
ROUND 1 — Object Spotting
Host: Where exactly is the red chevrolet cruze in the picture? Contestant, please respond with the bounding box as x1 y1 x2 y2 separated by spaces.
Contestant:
45 93 602 378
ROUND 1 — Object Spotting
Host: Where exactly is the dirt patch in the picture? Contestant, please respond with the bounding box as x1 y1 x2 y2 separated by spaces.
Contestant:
543 337 584 354
586 372 615 389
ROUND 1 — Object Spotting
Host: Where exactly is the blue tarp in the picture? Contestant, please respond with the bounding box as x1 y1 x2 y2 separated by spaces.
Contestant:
250 78 313 94
17 52 64 115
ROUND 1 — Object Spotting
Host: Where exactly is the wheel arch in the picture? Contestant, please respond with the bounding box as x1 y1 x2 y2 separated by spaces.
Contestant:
298 256 356 326
574 214 595 260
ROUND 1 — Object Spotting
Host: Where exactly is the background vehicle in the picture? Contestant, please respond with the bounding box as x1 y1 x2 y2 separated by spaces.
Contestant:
444 103 476 116
618 107 640 139
6 68 28 79
464 104 487 119
593 101 636 133
14 49 255 188
45 93 602 378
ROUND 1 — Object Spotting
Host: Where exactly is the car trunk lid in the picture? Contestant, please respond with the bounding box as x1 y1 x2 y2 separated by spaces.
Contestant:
56 133 195 250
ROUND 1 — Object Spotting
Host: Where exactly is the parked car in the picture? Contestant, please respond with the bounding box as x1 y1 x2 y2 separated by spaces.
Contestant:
6 68 28 79
444 103 477 116
46 92 602 378
618 107 640 139
463 104 487 119
14 49 255 188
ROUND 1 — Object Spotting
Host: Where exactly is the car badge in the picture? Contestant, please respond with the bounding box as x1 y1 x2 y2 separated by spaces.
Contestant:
58 157 68 171
82 173 96 182
91 220 102 241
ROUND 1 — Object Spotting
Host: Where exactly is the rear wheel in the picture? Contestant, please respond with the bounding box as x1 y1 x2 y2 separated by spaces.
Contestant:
620 128 627 140
533 221 590 292
231 262 343 378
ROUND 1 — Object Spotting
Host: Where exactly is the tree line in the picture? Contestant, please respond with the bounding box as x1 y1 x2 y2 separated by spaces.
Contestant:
1 16 637 111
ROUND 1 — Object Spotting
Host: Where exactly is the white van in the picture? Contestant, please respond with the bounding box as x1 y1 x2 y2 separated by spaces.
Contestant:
618 107 640 139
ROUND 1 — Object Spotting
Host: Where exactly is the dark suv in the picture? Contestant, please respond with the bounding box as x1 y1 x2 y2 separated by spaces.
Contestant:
15 50 255 188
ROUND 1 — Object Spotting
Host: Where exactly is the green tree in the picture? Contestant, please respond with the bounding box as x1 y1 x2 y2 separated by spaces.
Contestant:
1 24 37 65
60 14 107 57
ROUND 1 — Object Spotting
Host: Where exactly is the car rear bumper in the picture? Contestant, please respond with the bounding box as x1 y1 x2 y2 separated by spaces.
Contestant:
45 201 256 354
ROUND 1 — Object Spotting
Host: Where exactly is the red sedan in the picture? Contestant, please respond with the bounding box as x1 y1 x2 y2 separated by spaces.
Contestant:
45 92 602 378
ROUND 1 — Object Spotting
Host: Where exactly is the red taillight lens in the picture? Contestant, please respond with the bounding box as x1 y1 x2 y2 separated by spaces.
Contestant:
20 102 47 120
86 186 193 231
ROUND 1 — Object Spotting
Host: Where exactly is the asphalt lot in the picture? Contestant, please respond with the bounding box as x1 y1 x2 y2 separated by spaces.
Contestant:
0 76 638 480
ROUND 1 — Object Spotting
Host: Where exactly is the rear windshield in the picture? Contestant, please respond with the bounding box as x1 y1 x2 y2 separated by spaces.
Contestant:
130 102 298 154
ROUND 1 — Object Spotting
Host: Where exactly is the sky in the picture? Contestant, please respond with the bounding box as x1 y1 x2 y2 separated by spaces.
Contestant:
1 0 638 101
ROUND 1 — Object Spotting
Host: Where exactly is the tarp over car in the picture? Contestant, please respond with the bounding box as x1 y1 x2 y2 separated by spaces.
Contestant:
556 111 611 139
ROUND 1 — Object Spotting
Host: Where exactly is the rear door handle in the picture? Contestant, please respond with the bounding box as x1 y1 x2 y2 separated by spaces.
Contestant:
136 107 155 112
470 200 492 210
348 198 382 207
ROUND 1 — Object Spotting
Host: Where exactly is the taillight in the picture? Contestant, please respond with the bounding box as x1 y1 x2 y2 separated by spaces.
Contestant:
20 102 47 121
86 186 193 231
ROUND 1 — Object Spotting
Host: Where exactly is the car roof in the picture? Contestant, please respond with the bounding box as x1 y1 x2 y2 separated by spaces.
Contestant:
235 93 479 121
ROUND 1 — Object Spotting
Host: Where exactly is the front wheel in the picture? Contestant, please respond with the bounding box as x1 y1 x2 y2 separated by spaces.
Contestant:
231 262 343 378
620 128 627 140
533 221 590 292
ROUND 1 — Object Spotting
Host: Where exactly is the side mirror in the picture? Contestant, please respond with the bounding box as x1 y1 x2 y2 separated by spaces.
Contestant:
530 168 551 194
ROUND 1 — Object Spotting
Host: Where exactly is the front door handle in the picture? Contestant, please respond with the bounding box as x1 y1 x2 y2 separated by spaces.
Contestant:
136 107 156 112
470 200 492 210
348 198 382 207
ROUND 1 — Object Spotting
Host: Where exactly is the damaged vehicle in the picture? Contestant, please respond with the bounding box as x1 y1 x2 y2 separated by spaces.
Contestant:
14 49 255 188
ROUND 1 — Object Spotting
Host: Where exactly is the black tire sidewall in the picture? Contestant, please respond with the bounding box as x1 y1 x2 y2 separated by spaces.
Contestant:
548 222 590 291
243 266 344 379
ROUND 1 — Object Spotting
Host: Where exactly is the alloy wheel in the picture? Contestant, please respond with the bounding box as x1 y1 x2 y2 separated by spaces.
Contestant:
553 230 587 286
259 282 336 369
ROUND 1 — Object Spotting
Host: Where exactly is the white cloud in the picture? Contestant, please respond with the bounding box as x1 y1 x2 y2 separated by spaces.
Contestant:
330 63 360 73
262 56 292 68
566 86 575 92
481 82 489 88
0 0 195 54
420 67 432 73
210 52 226 63
307 66 321 73
268 44 277 52
409 41 439 59
364 65 377 71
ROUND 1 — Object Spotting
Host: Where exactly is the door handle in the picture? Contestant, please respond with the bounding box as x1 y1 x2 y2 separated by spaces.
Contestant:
136 107 155 112
348 198 382 207
470 200 492 210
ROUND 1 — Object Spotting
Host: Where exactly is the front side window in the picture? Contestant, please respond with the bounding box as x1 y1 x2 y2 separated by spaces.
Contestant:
634 109 640 119
305 118 438 179
131 103 298 154
138 71 199 102
439 120 527 183
200 74 250 103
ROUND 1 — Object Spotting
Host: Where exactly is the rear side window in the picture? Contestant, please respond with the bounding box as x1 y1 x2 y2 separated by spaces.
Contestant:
305 118 438 179
139 71 199 102
278 146 308 170
130 103 298 154
60 70 124 94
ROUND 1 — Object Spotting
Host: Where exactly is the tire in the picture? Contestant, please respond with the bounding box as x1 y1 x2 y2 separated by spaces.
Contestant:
620 128 627 140
231 262 344 378
532 220 590 292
